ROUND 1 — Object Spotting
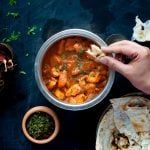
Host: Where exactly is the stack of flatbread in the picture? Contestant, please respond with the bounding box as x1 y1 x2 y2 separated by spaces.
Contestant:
96 96 150 150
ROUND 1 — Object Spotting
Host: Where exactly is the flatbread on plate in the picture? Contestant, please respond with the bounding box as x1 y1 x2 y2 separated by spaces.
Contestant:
96 96 150 150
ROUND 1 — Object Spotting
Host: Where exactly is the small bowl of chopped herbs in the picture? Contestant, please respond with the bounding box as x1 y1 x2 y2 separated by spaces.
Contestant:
22 106 60 144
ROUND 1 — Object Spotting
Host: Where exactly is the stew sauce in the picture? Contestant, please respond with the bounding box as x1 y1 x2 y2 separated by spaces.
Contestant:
42 36 108 104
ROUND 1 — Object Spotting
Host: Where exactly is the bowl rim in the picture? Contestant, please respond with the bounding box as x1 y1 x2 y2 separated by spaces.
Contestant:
0 43 14 59
22 106 60 144
34 29 115 110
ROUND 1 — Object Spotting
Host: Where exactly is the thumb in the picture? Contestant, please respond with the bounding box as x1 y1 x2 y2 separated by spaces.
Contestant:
99 56 129 75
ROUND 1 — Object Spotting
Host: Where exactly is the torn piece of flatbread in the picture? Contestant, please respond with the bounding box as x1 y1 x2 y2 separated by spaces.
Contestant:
96 108 116 150
132 16 150 42
110 96 150 145
117 96 150 132
125 106 150 133
110 97 140 144
86 44 106 62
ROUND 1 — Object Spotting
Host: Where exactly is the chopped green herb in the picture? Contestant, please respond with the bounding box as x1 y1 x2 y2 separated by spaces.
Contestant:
6 12 19 18
9 0 17 6
51 90 55 94
61 64 67 70
26 112 55 140
55 64 59 70
2 31 21 43
61 53 66 59
80 70 87 75
70 88 73 94
44 64 50 69
78 49 84 57
76 62 83 68
27 26 37 35
20 71 26 75
90 73 95 77
78 49 84 54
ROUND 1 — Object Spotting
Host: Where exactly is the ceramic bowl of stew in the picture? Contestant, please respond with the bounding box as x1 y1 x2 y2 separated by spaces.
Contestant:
35 29 115 110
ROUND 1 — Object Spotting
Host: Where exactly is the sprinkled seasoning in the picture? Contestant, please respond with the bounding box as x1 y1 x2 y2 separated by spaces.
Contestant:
26 112 55 140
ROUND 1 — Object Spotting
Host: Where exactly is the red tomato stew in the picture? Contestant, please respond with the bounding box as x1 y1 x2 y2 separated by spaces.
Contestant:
42 36 108 104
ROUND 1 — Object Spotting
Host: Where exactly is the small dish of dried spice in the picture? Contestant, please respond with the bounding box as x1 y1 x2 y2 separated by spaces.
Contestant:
22 106 60 144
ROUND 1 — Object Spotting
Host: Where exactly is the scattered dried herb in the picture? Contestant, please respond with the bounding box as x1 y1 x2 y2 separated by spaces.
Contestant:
78 49 84 55
76 61 83 68
25 53 29 57
61 53 66 59
20 71 26 75
27 26 37 35
90 72 95 77
80 70 87 75
61 64 67 70
26 112 55 140
6 12 19 18
9 0 17 6
2 31 21 43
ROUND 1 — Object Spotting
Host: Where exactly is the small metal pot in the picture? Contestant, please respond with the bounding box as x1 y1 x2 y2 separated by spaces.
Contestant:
35 29 115 111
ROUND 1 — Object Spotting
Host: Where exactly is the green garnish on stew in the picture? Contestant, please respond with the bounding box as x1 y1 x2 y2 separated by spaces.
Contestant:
78 49 84 54
26 112 55 140
61 64 67 70
80 70 87 75
76 61 83 68
61 53 66 59
90 73 95 77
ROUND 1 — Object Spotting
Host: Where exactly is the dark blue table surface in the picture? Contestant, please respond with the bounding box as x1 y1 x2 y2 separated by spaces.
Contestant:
0 0 149 149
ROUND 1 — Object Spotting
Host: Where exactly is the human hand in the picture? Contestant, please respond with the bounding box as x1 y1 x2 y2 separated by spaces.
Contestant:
99 40 150 94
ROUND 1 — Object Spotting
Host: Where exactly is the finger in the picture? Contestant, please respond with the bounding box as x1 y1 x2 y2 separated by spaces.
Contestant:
108 40 137 47
108 40 129 46
101 45 139 57
99 56 129 75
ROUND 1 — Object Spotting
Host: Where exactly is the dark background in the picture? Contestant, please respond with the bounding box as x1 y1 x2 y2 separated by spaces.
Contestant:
0 0 149 149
